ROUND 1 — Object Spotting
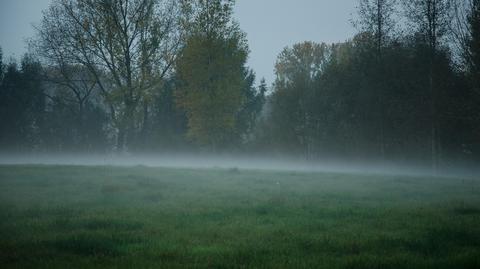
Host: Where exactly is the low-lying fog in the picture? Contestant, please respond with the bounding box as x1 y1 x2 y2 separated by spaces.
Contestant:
0 153 478 178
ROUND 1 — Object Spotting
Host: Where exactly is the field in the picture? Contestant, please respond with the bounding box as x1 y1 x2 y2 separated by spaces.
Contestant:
0 165 480 268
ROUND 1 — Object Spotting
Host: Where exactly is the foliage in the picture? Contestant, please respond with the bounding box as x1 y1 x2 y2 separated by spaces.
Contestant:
264 33 479 164
35 0 183 150
1 0 479 163
0 55 45 151
175 0 250 149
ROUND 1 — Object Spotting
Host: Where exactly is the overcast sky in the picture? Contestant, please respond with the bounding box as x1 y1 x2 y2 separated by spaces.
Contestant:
0 0 357 84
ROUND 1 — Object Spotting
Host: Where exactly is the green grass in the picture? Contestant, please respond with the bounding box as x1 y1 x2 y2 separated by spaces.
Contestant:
0 165 479 268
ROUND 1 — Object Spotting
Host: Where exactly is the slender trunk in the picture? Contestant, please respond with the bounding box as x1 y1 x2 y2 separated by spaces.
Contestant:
429 64 438 175
379 104 385 158
124 101 135 152
78 102 85 151
377 60 386 160
117 126 125 152
377 64 386 160
140 100 149 150
376 0 386 160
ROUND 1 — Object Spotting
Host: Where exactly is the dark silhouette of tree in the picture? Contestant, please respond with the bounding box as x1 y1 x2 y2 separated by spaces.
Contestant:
355 0 397 158
0 54 45 151
402 0 451 173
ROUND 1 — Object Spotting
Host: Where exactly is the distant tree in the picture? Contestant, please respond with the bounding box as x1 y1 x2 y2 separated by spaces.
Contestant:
356 0 397 54
255 77 268 120
355 0 398 157
36 0 183 151
42 64 100 146
270 41 330 157
403 0 451 173
467 0 480 159
258 78 268 102
175 0 249 150
0 62 23 149
468 0 480 90
425 0 480 163
0 55 45 151
0 47 3 82
236 72 266 143
450 0 473 69
149 77 188 151
21 55 46 148
46 99 108 152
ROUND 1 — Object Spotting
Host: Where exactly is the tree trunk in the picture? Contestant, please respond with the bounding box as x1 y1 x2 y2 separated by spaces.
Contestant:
117 126 126 152
429 67 438 175
78 102 85 151
140 101 149 150
125 105 135 152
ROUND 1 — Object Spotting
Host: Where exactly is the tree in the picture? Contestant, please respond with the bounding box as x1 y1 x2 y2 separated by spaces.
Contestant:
403 0 451 173
0 47 3 82
441 0 480 162
468 0 480 90
149 77 188 151
270 41 331 158
356 0 397 55
42 64 100 147
236 72 266 143
0 62 23 149
466 0 480 159
175 0 249 150
0 55 45 151
35 0 183 151
355 0 397 158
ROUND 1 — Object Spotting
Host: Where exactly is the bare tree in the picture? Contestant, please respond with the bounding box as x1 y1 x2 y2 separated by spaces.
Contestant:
449 0 479 70
35 0 183 151
356 0 397 56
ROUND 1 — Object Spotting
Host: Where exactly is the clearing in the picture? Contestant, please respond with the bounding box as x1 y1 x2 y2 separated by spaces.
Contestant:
0 165 479 268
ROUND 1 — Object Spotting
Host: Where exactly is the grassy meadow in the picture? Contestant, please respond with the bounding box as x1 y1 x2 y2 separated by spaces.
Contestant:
0 165 479 268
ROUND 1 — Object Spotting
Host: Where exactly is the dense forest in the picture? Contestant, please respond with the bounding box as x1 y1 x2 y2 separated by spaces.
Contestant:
0 0 479 171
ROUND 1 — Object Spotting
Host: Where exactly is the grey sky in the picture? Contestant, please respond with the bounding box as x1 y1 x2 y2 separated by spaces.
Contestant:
0 0 357 84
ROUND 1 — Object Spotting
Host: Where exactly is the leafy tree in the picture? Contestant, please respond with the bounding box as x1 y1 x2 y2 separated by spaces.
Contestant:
175 0 249 150
41 94 108 152
42 64 100 147
269 41 331 157
0 62 23 149
235 71 267 144
139 77 188 151
0 55 45 151
35 0 183 151
263 33 473 164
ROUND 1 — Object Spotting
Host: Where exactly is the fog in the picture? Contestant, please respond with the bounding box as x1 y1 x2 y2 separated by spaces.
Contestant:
1 0 479 181
2 1 480 268
0 153 478 179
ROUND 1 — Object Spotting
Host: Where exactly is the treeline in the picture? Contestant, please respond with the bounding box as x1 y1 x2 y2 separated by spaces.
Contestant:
0 0 479 169
0 0 265 153
258 0 480 168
